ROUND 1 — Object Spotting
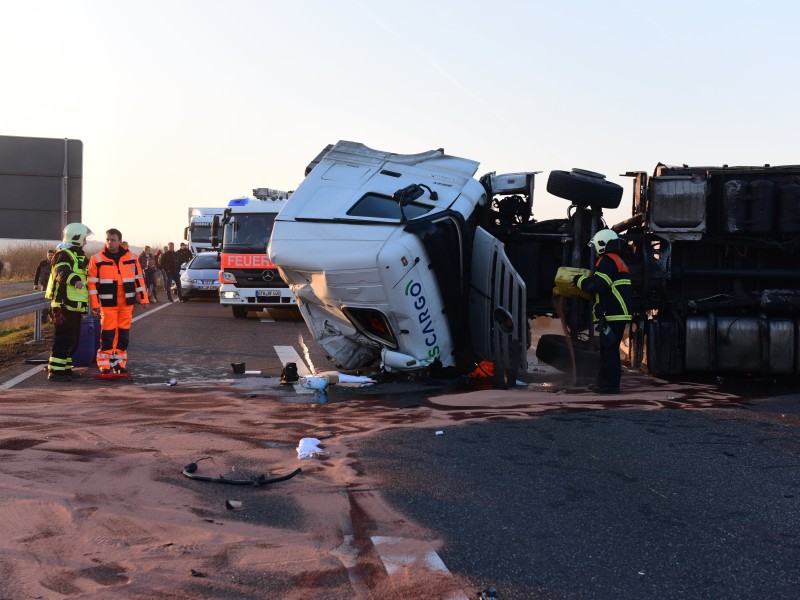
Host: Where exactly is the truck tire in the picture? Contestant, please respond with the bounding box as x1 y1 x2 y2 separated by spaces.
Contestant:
535 333 599 378
232 306 248 319
547 169 623 209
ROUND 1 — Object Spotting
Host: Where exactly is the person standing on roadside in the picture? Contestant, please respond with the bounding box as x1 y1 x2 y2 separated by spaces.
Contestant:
34 249 55 291
159 242 182 302
87 228 149 375
138 245 154 273
144 258 158 302
573 229 632 394
158 245 169 292
34 249 56 322
45 224 92 382
176 242 193 267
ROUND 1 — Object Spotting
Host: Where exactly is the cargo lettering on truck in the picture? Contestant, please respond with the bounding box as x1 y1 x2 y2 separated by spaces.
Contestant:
405 279 440 360
221 254 276 269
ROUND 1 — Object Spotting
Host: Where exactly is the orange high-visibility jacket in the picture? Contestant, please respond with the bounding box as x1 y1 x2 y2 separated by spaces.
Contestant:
88 249 149 309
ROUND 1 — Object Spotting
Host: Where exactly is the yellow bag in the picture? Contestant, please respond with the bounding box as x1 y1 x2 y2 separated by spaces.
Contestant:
553 266 592 300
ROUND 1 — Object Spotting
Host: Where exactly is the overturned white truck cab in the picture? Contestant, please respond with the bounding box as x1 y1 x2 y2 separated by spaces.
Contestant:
268 141 532 375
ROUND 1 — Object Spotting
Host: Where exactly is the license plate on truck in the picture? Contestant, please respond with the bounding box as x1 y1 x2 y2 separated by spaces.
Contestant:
256 290 280 298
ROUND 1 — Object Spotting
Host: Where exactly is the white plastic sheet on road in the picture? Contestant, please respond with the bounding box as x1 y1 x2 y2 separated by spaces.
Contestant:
297 437 323 459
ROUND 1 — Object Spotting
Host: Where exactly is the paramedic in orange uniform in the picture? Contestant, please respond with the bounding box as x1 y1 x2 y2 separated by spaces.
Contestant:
87 229 149 375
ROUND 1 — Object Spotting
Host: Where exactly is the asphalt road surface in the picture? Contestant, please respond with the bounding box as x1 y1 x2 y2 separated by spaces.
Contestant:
1 299 798 599
355 397 800 599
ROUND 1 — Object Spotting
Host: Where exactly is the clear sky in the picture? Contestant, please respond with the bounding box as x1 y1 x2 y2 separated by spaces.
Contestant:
2 0 797 248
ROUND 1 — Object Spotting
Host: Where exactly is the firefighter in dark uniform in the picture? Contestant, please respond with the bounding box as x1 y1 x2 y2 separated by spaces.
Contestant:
573 229 632 394
45 223 92 381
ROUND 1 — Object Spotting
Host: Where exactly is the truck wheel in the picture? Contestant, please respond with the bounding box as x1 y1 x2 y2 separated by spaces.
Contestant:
547 169 623 209
535 333 599 378
232 306 248 319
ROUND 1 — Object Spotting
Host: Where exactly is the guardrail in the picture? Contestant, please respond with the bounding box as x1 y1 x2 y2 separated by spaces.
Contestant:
0 292 51 342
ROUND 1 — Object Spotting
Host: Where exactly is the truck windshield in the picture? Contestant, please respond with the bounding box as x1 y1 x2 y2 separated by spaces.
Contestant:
222 213 277 251
189 223 213 243
347 193 433 220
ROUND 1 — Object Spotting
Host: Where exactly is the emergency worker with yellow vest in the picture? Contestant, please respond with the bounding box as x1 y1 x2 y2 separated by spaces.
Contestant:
573 229 632 394
45 223 92 382
87 228 149 375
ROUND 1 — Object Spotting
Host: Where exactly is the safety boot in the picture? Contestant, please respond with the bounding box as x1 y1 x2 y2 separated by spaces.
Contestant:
48 370 72 382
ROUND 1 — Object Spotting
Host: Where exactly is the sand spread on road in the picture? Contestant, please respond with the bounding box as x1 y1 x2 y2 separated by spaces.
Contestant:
0 378 742 598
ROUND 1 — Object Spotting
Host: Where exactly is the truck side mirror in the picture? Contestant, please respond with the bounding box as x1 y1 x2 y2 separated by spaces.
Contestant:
393 184 424 223
210 215 220 248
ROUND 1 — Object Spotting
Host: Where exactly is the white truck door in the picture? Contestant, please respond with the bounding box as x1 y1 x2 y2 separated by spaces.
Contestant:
468 226 527 374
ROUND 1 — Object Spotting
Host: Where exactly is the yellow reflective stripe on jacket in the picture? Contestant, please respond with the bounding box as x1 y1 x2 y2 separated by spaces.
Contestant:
593 272 631 322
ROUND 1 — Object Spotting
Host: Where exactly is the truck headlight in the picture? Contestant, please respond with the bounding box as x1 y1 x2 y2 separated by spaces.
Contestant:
344 307 398 349
220 271 236 283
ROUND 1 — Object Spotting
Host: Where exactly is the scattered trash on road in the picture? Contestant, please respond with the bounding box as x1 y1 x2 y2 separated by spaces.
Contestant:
330 373 377 386
477 586 497 600
301 377 329 391
302 372 377 390
435 430 444 436
281 362 299 384
167 378 177 386
297 437 323 459
182 456 301 486
225 499 243 510
231 362 245 374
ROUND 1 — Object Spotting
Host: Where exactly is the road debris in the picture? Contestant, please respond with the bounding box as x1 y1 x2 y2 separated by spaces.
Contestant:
182 457 301 486
297 437 323 459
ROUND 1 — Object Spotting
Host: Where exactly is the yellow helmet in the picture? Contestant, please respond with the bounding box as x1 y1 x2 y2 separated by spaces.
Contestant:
588 229 618 255
62 223 93 247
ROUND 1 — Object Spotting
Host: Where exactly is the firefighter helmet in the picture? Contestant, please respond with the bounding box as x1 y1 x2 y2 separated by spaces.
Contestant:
62 223 93 247
588 229 618 255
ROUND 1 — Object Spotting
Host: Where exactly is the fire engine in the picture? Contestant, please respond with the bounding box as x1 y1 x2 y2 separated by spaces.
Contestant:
215 189 295 318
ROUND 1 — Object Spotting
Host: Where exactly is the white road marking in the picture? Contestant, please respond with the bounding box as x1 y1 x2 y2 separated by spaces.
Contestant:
2 303 169 389
297 332 316 374
132 301 172 322
370 535 469 600
274 345 314 394
1 365 45 390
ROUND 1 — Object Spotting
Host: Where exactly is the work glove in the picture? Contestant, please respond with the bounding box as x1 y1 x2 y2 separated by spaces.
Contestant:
52 306 66 326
